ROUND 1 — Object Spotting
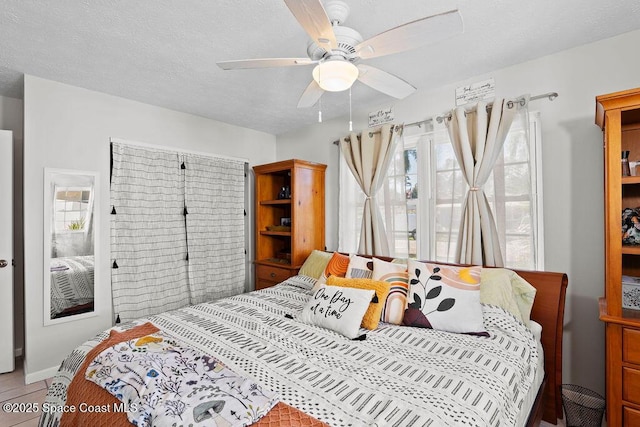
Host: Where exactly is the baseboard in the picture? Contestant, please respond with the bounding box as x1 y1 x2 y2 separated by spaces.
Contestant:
14 347 23 357
24 365 59 384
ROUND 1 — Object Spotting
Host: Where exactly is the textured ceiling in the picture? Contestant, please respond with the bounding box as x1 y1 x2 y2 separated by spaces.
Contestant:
1 0 640 135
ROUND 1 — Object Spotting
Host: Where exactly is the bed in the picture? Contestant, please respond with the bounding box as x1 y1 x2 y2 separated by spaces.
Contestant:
50 255 95 318
39 258 567 427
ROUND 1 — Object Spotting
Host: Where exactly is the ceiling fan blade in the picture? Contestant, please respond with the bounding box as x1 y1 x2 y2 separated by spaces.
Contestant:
284 0 337 50
355 9 463 59
297 80 324 108
357 64 416 99
217 58 315 70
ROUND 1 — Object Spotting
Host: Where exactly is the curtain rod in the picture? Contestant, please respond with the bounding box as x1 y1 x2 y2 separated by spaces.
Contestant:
435 91 558 123
332 121 428 145
332 92 558 145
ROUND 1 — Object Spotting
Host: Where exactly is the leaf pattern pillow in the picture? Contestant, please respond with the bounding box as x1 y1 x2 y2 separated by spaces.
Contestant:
403 260 488 336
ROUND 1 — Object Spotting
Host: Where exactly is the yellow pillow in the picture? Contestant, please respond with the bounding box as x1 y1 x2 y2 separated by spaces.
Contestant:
326 276 391 330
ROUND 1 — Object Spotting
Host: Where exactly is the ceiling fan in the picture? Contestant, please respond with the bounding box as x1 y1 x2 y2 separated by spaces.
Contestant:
217 0 463 108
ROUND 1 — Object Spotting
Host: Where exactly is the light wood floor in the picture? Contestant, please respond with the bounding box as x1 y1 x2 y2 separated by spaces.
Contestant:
0 358 52 427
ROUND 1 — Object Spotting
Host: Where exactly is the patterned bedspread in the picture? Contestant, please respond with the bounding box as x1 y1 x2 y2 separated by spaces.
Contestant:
41 275 541 427
50 255 94 317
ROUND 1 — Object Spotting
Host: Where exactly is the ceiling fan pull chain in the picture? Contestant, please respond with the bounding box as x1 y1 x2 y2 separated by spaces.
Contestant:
318 65 323 123
349 86 353 131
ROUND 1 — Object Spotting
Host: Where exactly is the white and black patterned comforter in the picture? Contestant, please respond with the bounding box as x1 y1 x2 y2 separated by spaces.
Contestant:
50 256 94 317
41 275 540 427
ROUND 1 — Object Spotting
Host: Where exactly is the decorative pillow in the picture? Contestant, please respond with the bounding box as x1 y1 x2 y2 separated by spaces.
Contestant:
346 255 373 279
299 250 333 279
403 260 488 336
326 276 390 330
480 268 526 323
298 284 374 339
312 252 350 291
507 269 537 325
372 257 409 324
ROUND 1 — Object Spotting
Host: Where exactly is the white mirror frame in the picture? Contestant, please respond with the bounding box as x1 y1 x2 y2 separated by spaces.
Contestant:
43 168 100 326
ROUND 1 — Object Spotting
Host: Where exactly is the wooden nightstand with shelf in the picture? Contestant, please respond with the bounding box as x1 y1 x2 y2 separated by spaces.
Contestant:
253 159 326 290
597 87 640 427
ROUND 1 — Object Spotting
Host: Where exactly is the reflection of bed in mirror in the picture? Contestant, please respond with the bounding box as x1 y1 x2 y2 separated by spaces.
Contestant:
44 168 99 324
50 255 95 318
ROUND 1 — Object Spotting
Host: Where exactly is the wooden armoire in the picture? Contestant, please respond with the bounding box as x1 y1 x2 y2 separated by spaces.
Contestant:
253 159 326 290
597 87 640 426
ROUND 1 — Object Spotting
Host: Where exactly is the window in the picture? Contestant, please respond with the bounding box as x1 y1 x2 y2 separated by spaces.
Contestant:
339 111 544 270
54 187 92 232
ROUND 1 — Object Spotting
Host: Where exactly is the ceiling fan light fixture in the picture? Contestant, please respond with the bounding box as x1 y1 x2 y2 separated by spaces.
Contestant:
312 60 359 92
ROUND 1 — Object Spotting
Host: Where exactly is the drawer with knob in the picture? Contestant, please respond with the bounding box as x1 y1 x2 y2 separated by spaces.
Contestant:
255 264 297 290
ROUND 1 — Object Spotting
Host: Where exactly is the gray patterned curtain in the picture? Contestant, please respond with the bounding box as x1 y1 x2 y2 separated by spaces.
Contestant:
111 142 246 322
183 154 245 304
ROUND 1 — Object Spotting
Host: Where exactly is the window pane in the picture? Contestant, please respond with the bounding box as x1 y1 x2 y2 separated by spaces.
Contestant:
435 204 461 233
435 232 457 262
505 201 531 233
504 163 530 197
505 235 533 270
435 170 465 200
434 143 457 170
404 149 418 174
503 129 529 163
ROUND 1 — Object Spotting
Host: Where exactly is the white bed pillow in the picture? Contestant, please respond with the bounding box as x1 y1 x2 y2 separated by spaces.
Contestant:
298 284 374 339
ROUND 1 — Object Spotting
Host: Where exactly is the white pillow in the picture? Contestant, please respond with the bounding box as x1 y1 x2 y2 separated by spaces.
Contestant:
298 284 374 339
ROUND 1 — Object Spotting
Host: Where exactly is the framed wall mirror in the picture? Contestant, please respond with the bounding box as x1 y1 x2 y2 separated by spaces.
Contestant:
44 168 99 325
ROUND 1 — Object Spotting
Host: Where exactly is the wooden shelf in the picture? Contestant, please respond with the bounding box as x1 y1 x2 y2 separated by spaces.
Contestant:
260 199 292 205
623 245 640 255
623 176 640 185
260 231 292 237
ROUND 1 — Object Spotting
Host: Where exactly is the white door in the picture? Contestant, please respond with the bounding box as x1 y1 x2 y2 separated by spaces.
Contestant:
0 130 14 373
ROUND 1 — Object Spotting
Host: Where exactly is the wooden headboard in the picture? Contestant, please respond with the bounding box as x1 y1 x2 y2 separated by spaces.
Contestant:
515 268 568 424
336 253 568 425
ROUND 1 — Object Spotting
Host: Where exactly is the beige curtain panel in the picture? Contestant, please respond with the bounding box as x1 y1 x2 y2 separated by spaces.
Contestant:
340 124 404 256
445 96 527 267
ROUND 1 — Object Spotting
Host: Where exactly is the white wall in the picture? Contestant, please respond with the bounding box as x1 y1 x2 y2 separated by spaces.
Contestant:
277 28 640 395
0 95 24 358
22 75 276 382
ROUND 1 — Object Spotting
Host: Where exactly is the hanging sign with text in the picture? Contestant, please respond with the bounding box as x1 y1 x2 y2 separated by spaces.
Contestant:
455 78 495 106
368 107 394 127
